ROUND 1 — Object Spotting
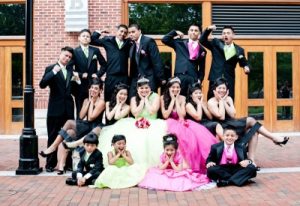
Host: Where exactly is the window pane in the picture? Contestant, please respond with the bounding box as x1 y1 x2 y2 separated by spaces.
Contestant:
0 4 25 35
277 106 293 120
129 3 202 35
248 52 264 99
248 106 264 120
12 108 23 122
12 53 23 100
277 52 292 99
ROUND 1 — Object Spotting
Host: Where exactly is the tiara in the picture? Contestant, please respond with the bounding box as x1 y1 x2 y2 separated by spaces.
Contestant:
169 77 181 84
165 137 174 141
137 77 150 84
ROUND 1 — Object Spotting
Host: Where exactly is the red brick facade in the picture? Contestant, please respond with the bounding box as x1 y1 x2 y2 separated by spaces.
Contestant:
34 0 122 109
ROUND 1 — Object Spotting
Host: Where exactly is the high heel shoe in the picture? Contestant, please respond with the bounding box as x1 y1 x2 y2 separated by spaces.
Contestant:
274 136 289 146
57 168 66 175
39 151 51 158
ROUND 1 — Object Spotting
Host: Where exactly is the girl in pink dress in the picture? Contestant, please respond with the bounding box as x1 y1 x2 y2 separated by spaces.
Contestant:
138 134 210 191
161 77 218 173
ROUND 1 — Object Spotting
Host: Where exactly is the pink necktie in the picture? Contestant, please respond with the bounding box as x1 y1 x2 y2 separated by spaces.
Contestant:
226 145 233 163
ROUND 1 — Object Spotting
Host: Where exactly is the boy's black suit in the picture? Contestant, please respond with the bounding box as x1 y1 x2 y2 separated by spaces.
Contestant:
39 63 75 170
206 142 257 186
72 149 104 185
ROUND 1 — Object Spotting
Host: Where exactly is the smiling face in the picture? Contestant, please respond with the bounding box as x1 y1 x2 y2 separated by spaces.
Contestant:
164 144 176 157
137 84 151 97
78 31 91 46
222 28 234 45
169 82 181 96
116 88 128 103
113 139 126 152
215 83 228 98
188 25 201 41
223 129 238 145
90 84 101 97
116 26 128 41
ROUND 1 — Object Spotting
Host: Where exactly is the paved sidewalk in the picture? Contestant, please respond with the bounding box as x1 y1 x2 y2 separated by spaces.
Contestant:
0 136 299 205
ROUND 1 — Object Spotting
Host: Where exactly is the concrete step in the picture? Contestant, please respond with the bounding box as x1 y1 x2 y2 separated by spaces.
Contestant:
35 109 47 136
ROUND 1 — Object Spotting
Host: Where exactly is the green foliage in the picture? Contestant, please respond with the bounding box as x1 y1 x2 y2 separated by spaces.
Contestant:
0 4 25 35
129 3 202 34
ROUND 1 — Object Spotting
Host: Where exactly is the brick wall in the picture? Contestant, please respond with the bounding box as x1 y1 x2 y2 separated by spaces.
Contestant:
34 0 122 109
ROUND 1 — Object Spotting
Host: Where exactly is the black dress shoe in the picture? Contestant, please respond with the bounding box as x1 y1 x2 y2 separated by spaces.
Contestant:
57 169 66 175
66 178 77 186
217 180 230 187
46 167 54 173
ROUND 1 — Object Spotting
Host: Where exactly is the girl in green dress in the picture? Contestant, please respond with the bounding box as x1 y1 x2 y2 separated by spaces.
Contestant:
94 135 144 189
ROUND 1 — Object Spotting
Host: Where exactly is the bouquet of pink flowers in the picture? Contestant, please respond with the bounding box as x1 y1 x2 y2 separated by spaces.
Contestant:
135 117 151 129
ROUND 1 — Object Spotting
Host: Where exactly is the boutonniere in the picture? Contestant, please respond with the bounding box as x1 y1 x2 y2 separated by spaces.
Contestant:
238 55 244 59
140 49 147 56
135 117 150 129
92 55 97 59
200 51 206 57
90 164 95 168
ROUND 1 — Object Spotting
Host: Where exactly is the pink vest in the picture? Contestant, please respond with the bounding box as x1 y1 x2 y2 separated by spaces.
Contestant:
220 147 238 165
188 42 199 60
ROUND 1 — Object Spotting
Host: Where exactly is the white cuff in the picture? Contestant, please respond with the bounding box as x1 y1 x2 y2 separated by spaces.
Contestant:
77 173 83 178
83 173 92 179
52 69 58 75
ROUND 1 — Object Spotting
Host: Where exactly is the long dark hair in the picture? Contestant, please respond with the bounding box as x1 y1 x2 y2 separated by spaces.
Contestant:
212 77 229 91
109 83 129 111
186 82 202 108
163 78 181 110
163 133 178 150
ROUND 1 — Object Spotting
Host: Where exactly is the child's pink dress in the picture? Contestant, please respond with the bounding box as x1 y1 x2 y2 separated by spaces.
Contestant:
138 152 210 191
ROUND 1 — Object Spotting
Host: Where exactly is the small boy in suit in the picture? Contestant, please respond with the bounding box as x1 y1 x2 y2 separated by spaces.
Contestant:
66 133 104 186
206 126 257 187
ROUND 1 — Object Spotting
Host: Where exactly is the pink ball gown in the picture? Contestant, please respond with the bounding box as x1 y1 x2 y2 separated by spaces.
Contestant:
167 111 218 173
138 152 210 191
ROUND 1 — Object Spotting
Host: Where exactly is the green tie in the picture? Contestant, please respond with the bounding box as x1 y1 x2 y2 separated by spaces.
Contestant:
83 47 89 58
117 41 123 49
61 66 67 79
224 45 236 60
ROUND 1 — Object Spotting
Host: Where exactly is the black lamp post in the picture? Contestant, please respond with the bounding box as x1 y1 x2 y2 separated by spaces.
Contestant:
16 0 42 175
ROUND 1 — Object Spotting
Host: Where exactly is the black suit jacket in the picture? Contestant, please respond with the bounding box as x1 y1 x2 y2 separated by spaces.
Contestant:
162 30 206 82
69 46 107 94
200 28 249 82
39 63 75 118
77 149 104 178
130 35 164 86
206 142 248 165
90 32 131 77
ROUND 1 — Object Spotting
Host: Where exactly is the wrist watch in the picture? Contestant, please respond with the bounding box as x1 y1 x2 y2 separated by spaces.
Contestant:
248 159 253 164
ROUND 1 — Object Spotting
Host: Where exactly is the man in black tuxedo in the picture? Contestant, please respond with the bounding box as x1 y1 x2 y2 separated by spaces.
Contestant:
200 25 250 101
162 24 207 96
206 127 257 187
39 46 79 172
90 24 131 101
70 29 107 117
128 24 165 97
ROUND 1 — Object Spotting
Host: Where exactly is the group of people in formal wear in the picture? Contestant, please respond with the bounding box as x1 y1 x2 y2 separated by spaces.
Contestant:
39 23 289 191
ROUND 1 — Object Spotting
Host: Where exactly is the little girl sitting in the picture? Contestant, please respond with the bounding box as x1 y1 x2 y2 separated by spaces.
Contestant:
138 134 211 191
94 134 145 189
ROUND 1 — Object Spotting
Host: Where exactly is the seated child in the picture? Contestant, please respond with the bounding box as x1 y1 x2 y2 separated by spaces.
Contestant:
138 134 210 191
94 134 145 189
65 133 104 186
206 126 257 187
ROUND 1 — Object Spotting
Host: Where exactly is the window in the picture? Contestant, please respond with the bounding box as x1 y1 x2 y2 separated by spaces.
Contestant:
129 3 202 35
0 4 25 36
